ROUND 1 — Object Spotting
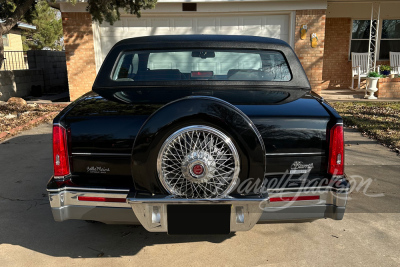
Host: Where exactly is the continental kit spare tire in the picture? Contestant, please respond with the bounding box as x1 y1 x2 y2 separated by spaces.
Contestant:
131 96 266 198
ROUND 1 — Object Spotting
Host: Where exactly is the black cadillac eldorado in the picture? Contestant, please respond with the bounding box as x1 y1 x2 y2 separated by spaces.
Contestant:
47 35 349 234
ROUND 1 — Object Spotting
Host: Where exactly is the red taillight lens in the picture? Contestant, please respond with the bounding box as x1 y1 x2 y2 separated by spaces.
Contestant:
328 124 344 175
53 125 70 177
78 196 126 203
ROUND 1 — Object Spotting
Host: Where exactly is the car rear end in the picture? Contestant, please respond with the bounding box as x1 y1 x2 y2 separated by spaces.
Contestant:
47 35 349 234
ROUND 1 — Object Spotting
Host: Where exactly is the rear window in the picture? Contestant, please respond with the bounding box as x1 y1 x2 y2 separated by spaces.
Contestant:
112 49 291 82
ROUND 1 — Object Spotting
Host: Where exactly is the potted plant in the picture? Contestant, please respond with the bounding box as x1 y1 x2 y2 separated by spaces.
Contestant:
379 65 392 76
365 71 382 99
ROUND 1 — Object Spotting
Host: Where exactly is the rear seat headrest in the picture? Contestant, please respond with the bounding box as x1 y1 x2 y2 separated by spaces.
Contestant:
135 69 182 81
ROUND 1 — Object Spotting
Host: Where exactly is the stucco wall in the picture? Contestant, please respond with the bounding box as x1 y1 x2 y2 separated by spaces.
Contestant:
3 33 23 51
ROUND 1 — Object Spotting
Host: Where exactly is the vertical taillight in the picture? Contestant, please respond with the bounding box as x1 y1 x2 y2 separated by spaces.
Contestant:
328 124 344 176
53 125 70 177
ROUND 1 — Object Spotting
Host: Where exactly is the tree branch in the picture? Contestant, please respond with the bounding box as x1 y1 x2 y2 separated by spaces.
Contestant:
0 0 35 33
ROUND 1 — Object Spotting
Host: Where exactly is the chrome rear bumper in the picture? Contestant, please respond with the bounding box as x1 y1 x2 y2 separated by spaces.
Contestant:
127 194 265 232
47 185 349 230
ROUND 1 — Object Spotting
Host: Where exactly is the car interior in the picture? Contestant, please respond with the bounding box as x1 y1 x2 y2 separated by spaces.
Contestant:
113 50 291 82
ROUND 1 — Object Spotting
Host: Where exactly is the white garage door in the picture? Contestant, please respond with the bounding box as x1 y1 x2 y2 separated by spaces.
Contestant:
98 14 290 62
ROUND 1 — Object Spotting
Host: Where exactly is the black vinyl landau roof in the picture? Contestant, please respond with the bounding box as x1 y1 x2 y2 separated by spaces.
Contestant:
93 35 311 104
114 34 290 47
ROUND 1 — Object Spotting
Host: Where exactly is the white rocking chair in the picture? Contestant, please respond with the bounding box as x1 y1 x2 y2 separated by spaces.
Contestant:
390 52 400 75
351 53 369 90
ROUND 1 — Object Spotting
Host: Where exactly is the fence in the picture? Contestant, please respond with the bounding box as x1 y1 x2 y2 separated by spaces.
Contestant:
0 50 68 101
0 51 29 71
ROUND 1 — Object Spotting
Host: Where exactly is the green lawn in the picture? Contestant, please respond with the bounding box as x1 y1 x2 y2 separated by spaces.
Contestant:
330 102 400 153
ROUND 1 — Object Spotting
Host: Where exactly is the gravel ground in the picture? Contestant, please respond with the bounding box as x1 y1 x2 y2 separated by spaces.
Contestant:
330 101 400 153
0 103 66 141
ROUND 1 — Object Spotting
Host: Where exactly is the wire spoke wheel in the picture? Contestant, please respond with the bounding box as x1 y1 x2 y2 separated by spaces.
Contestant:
157 125 240 198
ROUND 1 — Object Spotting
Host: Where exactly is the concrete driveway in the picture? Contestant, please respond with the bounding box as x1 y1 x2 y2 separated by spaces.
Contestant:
0 122 399 266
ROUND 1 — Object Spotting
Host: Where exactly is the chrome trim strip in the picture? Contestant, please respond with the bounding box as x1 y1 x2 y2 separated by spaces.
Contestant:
47 185 348 193
47 187 130 193
128 196 267 205
71 152 131 156
48 190 131 210
265 186 349 192
265 152 325 156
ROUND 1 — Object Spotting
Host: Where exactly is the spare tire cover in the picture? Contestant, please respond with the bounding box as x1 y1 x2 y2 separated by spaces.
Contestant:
131 96 265 196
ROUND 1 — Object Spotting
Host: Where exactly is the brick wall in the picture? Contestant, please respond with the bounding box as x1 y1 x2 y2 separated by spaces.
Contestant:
62 12 97 101
295 10 326 94
322 18 352 89
322 18 391 90
377 78 400 98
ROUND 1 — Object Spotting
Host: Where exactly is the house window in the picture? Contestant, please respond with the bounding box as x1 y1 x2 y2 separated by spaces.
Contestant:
2 34 9 47
350 20 373 57
379 20 400 60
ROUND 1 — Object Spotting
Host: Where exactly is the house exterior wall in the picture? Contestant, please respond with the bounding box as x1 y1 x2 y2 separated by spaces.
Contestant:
62 12 97 101
322 18 352 89
294 10 326 94
3 32 23 51
59 1 329 100
1 32 26 71
322 1 400 90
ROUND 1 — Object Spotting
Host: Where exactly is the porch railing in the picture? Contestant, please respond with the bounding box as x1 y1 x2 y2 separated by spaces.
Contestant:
0 51 29 71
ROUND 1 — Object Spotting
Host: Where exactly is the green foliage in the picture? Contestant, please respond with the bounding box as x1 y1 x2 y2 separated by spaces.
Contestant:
379 65 393 71
86 0 157 25
367 71 383 78
22 0 63 51
0 0 35 22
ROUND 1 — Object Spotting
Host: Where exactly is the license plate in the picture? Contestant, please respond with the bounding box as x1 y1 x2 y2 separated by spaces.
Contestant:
167 205 231 235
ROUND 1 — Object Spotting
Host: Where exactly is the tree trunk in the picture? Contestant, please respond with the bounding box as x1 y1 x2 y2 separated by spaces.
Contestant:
0 34 4 70
0 0 35 68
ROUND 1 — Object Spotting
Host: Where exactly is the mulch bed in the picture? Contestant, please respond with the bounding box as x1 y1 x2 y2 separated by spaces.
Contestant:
0 103 67 142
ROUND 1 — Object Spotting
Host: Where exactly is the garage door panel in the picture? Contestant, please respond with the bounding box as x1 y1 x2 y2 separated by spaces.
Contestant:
197 18 217 32
150 19 170 28
220 17 239 30
126 18 147 28
99 14 290 61
267 15 289 34
174 19 193 28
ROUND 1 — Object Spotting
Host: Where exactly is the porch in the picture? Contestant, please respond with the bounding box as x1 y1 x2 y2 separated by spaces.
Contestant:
320 77 400 101
322 0 399 99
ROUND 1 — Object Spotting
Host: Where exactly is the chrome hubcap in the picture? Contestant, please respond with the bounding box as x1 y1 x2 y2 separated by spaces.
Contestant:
157 125 240 198
181 150 216 184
